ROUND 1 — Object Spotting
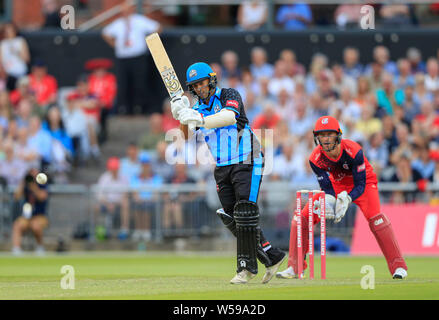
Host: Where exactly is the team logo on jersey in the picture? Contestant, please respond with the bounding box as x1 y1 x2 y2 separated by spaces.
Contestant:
322 117 329 124
226 100 239 109
189 69 197 78
214 104 221 113
343 163 349 170
357 163 366 172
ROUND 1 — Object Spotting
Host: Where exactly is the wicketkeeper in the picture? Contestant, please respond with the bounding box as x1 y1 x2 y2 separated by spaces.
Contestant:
171 62 285 284
277 116 408 279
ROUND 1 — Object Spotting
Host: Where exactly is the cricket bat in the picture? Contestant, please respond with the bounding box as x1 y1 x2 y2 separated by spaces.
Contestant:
145 33 195 130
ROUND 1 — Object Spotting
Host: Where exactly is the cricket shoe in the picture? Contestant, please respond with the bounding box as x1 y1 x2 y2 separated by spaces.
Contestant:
262 251 286 284
230 270 257 284
276 266 305 279
392 268 407 279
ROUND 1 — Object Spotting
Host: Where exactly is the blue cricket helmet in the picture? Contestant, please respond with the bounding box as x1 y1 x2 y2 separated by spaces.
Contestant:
185 62 218 99
186 62 215 85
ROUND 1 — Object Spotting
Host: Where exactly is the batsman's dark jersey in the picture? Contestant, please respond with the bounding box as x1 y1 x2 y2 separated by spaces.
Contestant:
193 87 264 206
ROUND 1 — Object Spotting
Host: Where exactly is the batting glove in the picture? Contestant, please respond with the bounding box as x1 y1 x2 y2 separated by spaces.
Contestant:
334 191 352 223
171 95 190 120
178 108 204 127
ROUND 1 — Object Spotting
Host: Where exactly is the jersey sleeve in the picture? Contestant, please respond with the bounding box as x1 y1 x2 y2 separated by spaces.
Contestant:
348 149 367 201
219 88 241 118
309 161 336 197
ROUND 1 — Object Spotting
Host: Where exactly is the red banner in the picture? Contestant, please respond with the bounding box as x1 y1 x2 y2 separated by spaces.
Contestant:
351 204 439 255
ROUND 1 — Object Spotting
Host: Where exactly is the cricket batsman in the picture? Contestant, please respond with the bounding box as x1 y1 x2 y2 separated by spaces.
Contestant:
277 116 408 279
170 62 285 284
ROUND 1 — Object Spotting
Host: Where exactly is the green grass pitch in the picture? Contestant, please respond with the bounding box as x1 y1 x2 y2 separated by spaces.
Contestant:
0 253 438 300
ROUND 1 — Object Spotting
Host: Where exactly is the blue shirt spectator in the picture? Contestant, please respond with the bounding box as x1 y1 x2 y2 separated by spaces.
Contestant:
276 4 312 30
28 116 52 163
120 143 141 181
130 153 163 201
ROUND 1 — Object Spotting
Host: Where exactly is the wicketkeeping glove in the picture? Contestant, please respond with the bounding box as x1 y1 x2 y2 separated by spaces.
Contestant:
170 95 190 120
334 191 352 223
312 194 336 220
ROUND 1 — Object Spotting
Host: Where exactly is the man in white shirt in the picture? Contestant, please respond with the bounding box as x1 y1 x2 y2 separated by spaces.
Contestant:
102 1 161 115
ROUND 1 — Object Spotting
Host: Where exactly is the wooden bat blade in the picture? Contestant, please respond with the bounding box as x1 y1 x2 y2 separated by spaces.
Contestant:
146 33 184 100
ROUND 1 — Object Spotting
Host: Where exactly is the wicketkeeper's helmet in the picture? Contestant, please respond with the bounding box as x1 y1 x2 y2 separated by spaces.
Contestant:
313 116 342 146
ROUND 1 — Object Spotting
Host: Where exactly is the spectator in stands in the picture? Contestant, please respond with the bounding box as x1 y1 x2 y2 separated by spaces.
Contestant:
413 73 433 107
279 49 305 77
236 0 268 31
376 73 405 116
342 47 363 79
334 4 363 29
382 154 414 203
270 139 302 181
317 70 338 112
425 58 439 92
390 123 413 165
15 99 34 128
161 97 180 132
240 68 258 104
120 142 141 181
252 100 280 130
68 75 101 161
9 76 37 109
130 153 163 241
289 98 313 137
412 145 435 182
138 113 166 151
14 126 40 172
162 163 196 232
0 22 30 91
332 62 356 96
63 92 89 165
305 53 328 94
275 89 294 121
95 157 130 240
151 140 174 182
395 58 415 90
11 168 49 256
268 60 295 98
4 118 18 141
28 60 58 110
412 100 439 143
249 47 274 81
0 90 12 135
254 77 275 107
27 116 52 170
354 76 372 108
102 0 161 114
220 50 241 86
0 140 27 189
43 106 73 157
292 76 307 102
407 47 426 74
366 46 397 76
42 106 72 182
276 3 312 30
364 131 389 178
86 58 117 144
379 4 412 28
401 84 420 123
355 104 383 144
334 86 362 123
367 61 385 92
242 91 261 125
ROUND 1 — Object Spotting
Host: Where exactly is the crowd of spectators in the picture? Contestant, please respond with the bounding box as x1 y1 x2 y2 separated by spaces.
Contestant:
0 20 117 188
